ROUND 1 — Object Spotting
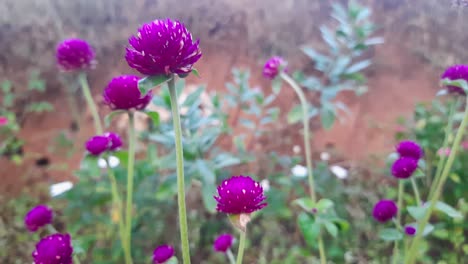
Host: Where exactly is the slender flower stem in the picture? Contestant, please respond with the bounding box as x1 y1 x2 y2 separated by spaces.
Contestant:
393 181 404 264
405 97 468 264
226 249 236 264
78 72 103 134
125 111 136 264
236 231 247 264
281 72 326 264
410 178 422 207
105 157 130 264
168 75 191 264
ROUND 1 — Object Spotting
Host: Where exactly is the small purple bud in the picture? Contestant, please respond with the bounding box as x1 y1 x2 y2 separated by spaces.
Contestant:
372 200 398 223
311 208 318 214
263 56 287 80
405 225 416 236
213 233 234 253
391 157 418 179
56 38 95 71
85 135 110 156
24 205 53 232
32 233 73 264
152 245 174 264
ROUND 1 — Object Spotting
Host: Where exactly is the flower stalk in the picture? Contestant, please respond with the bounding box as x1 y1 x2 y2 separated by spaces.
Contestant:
78 72 103 134
124 111 136 264
236 231 247 264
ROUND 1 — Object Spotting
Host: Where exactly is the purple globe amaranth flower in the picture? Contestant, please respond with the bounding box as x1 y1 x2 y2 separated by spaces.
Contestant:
213 233 234 253
56 38 95 71
153 245 175 264
441 65 468 95
396 140 423 160
263 56 287 80
85 135 110 156
373 200 398 223
126 19 202 77
405 225 417 236
391 157 418 179
24 205 53 232
214 175 267 214
32 233 73 264
105 132 123 150
103 75 153 110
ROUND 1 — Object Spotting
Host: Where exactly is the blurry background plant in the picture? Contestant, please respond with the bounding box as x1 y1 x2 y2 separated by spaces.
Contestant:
292 1 383 129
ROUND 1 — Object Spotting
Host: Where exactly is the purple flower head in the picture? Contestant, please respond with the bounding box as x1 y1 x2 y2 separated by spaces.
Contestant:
263 56 287 80
441 65 468 95
103 75 153 110
105 132 123 150
152 245 175 264
56 38 95 71
214 175 267 214
372 200 398 223
126 19 202 77
85 135 110 156
24 205 53 232
405 225 416 236
396 140 423 160
391 157 418 179
213 233 234 253
32 233 73 264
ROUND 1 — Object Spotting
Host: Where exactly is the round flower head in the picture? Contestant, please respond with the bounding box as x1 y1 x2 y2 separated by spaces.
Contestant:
85 135 110 156
372 200 398 223
396 140 423 160
24 205 53 232
105 132 123 150
153 245 174 264
126 19 202 76
32 233 73 264
56 38 95 71
214 175 267 214
391 157 418 179
405 225 416 236
263 56 287 80
103 75 153 110
441 65 468 95
213 233 234 253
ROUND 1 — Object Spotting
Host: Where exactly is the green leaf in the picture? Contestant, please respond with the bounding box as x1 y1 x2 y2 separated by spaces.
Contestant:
182 86 204 107
287 105 302 124
316 198 334 212
138 75 172 96
298 212 321 247
441 78 468 94
320 108 336 130
1 80 12 93
379 228 403 241
323 221 338 238
202 183 217 213
166 256 178 264
155 176 177 200
191 68 200 78
407 205 428 221
364 37 384 46
145 111 160 127
293 197 314 211
435 201 462 219
104 110 125 127
196 159 216 184
345 60 372 74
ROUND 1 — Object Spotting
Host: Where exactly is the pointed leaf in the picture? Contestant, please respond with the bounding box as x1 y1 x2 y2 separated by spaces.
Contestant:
293 197 315 212
435 201 462 219
191 68 200 78
441 78 468 93
138 75 172 96
379 228 403 241
323 221 338 238
104 110 125 127
145 111 160 127
316 198 334 212
345 60 372 74
202 183 217 213
298 212 321 247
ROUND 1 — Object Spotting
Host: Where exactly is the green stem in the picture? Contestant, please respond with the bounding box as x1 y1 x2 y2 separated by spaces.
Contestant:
105 157 130 264
168 75 191 264
410 178 422 207
78 72 103 134
281 72 326 264
393 181 404 264
236 231 247 264
125 112 135 264
405 97 468 264
227 249 236 264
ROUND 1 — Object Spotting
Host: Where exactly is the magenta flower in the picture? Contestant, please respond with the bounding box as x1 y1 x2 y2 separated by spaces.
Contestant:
214 175 267 214
263 56 287 80
153 245 175 264
396 140 423 160
126 19 202 77
391 157 418 179
24 205 53 232
105 132 123 150
372 200 398 223
213 233 234 253
0 116 8 126
441 65 468 95
437 147 451 157
85 135 110 156
103 75 153 110
405 225 416 236
32 233 73 264
56 38 95 71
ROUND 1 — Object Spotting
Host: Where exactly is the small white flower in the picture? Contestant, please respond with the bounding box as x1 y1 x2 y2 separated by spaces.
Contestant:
330 165 348 179
260 179 270 192
98 156 120 168
291 164 307 178
293 145 301 154
320 152 330 161
50 181 73 197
